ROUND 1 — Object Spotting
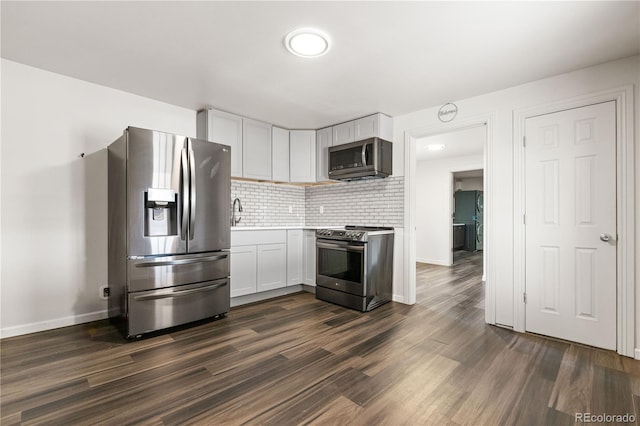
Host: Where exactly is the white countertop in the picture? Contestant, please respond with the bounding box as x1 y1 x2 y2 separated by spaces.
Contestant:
231 226 344 231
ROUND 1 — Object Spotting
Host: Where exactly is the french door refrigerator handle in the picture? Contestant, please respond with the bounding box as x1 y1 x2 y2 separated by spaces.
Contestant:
188 146 196 240
180 147 189 240
132 278 228 301
134 253 229 268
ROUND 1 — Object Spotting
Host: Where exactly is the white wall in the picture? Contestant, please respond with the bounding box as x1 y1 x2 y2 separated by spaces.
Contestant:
393 55 639 354
1 60 196 337
416 155 483 265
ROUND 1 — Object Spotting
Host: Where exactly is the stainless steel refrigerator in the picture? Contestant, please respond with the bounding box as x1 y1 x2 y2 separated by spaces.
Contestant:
453 190 483 252
108 127 231 338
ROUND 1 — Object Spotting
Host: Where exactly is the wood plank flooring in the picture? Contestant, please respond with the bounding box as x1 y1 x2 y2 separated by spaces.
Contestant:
2 252 638 425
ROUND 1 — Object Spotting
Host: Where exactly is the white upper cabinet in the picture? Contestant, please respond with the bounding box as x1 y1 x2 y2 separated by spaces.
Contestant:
332 113 393 147
290 130 316 183
243 118 272 180
355 113 393 141
198 109 392 183
332 121 356 146
272 127 290 182
197 108 243 177
316 127 333 182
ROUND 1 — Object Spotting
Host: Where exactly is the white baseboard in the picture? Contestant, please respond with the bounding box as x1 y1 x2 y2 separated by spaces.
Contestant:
1 309 108 339
416 257 451 266
635 348 640 360
392 294 405 304
230 285 304 307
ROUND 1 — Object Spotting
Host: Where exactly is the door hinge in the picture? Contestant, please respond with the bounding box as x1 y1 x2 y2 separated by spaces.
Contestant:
523 214 526 225
523 292 527 304
523 136 526 147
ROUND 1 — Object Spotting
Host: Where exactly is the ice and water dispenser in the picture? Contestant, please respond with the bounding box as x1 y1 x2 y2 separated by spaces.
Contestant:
144 188 178 237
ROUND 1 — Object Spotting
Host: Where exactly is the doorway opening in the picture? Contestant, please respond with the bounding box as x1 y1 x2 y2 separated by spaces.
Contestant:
413 125 486 307
452 170 484 265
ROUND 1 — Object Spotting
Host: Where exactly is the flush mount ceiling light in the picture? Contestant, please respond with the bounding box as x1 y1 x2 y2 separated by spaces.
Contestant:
284 28 330 58
426 144 445 151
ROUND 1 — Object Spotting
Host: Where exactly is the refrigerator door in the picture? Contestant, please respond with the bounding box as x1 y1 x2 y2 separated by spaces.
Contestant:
187 138 231 253
127 127 187 256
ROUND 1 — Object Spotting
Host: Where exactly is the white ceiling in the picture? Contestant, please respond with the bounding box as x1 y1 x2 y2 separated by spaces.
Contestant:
416 125 485 161
2 1 638 129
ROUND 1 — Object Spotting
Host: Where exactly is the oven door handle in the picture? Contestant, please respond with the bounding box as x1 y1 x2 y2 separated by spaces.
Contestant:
316 241 365 252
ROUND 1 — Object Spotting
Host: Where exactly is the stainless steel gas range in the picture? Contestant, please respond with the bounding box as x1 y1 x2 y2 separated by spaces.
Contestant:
315 226 394 312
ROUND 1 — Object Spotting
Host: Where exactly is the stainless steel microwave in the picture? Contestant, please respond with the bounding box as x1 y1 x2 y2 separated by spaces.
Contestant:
328 137 392 180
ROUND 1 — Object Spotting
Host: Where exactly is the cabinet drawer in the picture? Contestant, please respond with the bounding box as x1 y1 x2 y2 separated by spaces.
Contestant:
127 252 229 292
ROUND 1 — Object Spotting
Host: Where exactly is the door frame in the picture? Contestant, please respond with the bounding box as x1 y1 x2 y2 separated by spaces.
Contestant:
404 114 495 324
514 86 635 357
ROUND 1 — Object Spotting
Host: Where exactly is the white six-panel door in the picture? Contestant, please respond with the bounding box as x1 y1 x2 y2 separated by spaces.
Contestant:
525 101 616 350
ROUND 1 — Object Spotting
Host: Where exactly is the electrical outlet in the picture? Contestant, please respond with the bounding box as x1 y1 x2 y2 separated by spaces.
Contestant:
319 206 324 214
99 285 110 300
288 206 293 213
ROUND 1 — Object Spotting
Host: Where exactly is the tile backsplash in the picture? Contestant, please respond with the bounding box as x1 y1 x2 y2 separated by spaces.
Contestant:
231 180 305 227
305 176 404 227
230 176 404 228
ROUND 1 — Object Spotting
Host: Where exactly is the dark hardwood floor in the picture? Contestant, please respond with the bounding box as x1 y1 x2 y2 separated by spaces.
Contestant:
2 253 639 425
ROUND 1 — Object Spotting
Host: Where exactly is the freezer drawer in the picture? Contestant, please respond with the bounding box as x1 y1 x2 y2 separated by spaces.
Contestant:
127 278 230 337
127 252 229 292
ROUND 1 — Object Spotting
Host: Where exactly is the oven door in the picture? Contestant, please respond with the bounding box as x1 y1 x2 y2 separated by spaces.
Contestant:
316 239 366 295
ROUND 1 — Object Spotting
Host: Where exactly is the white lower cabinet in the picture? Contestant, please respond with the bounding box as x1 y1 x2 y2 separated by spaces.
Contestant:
257 243 286 292
287 230 303 286
231 230 288 298
230 245 257 297
231 229 316 299
303 230 316 286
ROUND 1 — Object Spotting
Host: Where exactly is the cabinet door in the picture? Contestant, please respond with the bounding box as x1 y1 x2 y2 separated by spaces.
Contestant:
303 231 316 286
290 130 316 183
198 109 243 177
355 113 393 141
272 127 290 182
354 114 379 140
332 121 355 146
316 127 333 182
243 118 272 180
287 230 303 286
230 245 257 297
257 243 287 292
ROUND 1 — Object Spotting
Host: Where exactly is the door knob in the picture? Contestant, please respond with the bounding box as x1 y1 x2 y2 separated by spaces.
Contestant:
600 233 612 242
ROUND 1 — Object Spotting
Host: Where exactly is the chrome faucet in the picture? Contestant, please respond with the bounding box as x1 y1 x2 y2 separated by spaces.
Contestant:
232 198 243 226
